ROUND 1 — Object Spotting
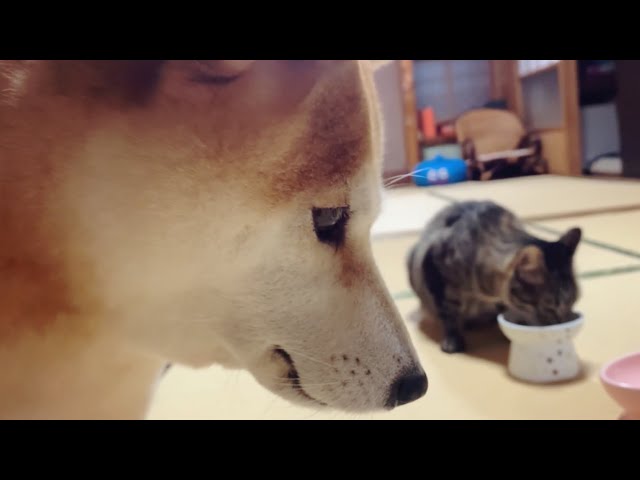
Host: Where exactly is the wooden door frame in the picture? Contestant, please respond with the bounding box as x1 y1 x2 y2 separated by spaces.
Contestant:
398 60 420 175
504 60 582 176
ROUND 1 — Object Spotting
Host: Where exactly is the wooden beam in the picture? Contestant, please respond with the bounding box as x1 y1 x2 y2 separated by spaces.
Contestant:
558 60 583 176
399 60 420 171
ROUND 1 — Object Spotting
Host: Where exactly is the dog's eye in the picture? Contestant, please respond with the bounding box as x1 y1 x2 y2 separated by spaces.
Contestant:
312 207 350 247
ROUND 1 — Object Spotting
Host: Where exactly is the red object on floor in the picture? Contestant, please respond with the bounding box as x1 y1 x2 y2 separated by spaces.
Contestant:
421 107 437 140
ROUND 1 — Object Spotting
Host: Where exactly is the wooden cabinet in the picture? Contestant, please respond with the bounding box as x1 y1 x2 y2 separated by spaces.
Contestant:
615 61 640 178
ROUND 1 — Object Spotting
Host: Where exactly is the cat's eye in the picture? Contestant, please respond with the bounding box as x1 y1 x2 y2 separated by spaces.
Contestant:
312 207 350 247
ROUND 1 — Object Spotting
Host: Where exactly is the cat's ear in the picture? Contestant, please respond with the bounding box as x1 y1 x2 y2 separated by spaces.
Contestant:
558 227 582 256
515 245 546 285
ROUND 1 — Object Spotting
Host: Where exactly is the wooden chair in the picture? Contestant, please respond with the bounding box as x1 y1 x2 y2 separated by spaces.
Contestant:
455 108 548 181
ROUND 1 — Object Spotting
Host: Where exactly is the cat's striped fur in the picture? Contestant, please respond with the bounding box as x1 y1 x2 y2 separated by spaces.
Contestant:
408 201 581 353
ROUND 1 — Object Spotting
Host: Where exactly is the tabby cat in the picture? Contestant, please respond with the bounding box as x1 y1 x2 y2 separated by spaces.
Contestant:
407 201 581 353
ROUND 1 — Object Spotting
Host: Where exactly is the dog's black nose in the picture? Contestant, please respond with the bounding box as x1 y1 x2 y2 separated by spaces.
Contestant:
386 370 428 409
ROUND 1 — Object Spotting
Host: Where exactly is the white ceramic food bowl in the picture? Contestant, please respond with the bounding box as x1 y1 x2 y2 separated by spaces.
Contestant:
497 313 584 383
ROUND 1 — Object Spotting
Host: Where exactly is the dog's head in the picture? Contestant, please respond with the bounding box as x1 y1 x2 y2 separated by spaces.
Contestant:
1 60 426 412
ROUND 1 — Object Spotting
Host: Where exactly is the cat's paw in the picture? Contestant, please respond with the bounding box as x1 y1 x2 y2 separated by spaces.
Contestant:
441 335 466 353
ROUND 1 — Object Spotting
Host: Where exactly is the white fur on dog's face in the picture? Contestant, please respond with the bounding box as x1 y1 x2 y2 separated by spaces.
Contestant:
1 60 425 412
100 161 418 411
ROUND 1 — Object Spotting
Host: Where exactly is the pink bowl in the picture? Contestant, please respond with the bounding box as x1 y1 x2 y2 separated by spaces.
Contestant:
599 351 640 420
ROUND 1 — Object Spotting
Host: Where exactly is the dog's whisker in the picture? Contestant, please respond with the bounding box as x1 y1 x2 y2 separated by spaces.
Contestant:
272 381 341 387
383 168 432 188
383 166 438 188
384 182 419 191
264 374 339 384
301 407 324 420
292 383 341 388
260 396 279 419
383 168 426 184
281 347 335 370
382 174 409 186
270 379 341 385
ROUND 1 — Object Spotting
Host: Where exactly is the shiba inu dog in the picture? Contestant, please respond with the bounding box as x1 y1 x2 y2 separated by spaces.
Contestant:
0 60 427 419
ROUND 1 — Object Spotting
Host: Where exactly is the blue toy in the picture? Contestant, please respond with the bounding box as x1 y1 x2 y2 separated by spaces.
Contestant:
412 155 468 187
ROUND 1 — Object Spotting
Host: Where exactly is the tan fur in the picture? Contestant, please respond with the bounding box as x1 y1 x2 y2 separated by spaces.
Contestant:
0 60 423 418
